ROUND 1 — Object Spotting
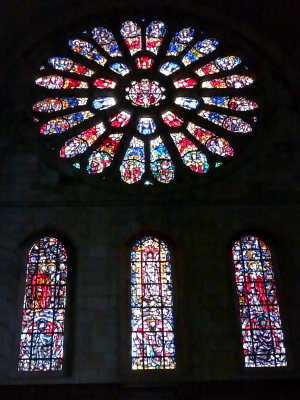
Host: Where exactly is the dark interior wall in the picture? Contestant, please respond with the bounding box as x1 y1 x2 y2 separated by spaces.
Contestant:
0 0 299 396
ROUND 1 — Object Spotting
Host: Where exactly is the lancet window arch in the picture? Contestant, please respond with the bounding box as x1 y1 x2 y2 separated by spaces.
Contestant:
131 235 176 369
18 237 68 371
232 235 287 367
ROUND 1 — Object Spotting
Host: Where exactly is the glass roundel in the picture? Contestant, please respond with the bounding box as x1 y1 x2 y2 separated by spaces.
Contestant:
32 20 258 185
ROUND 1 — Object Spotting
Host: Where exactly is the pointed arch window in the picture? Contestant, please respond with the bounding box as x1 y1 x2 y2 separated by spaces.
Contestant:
232 235 287 367
131 236 175 369
18 237 68 371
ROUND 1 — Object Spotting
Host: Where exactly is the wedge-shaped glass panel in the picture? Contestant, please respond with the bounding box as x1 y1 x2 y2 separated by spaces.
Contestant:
40 111 94 135
121 21 142 55
109 63 130 76
150 136 175 184
187 122 234 157
18 237 68 372
159 62 180 76
198 110 252 133
146 21 166 54
68 39 107 65
175 97 199 110
195 56 241 76
137 117 156 135
87 133 122 174
131 236 176 369
161 111 183 127
92 97 116 110
92 27 122 57
93 78 116 89
33 97 88 113
60 123 105 158
109 111 131 127
170 133 209 173
202 75 253 89
232 235 287 367
120 137 145 184
48 57 94 76
202 96 258 111
166 27 195 56
173 78 197 89
36 75 88 89
135 57 154 70
182 39 218 66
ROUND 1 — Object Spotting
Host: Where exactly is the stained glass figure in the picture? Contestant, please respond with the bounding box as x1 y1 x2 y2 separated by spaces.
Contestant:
36 75 88 89
146 21 166 55
40 111 94 135
109 63 130 76
198 110 252 133
187 122 234 157
109 111 131 127
175 97 199 110
33 20 258 184
159 62 180 76
135 57 154 70
150 137 175 183
33 97 88 113
121 21 142 55
137 117 156 135
69 39 107 65
92 97 116 110
173 78 197 89
87 133 122 174
93 78 116 89
92 27 122 57
60 123 105 158
202 96 258 111
195 55 241 77
18 237 68 371
202 75 253 89
120 137 145 184
131 236 175 369
171 133 209 173
126 79 165 108
167 27 195 56
232 235 287 367
182 39 218 66
48 57 94 77
161 111 183 127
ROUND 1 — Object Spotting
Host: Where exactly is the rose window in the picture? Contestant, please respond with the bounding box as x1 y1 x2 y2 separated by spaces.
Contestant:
33 20 258 185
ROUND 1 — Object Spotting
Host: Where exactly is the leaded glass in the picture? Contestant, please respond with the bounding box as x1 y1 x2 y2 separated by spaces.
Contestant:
195 55 241 76
48 57 94 76
232 236 287 368
60 123 105 158
18 237 67 372
146 21 166 54
131 236 175 369
120 137 145 183
33 97 88 113
171 133 209 173
40 111 94 135
150 137 175 184
87 133 122 174
121 21 142 55
33 19 258 184
198 110 252 134
92 97 116 110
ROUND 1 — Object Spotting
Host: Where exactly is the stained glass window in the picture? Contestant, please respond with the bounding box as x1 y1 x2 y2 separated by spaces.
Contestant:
232 235 287 368
18 237 68 371
131 236 175 370
32 19 258 184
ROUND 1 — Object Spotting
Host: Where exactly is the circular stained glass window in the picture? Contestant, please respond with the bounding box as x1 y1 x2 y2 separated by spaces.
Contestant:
32 20 258 185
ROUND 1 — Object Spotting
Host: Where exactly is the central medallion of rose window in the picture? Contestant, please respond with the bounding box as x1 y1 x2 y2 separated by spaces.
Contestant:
125 79 165 108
